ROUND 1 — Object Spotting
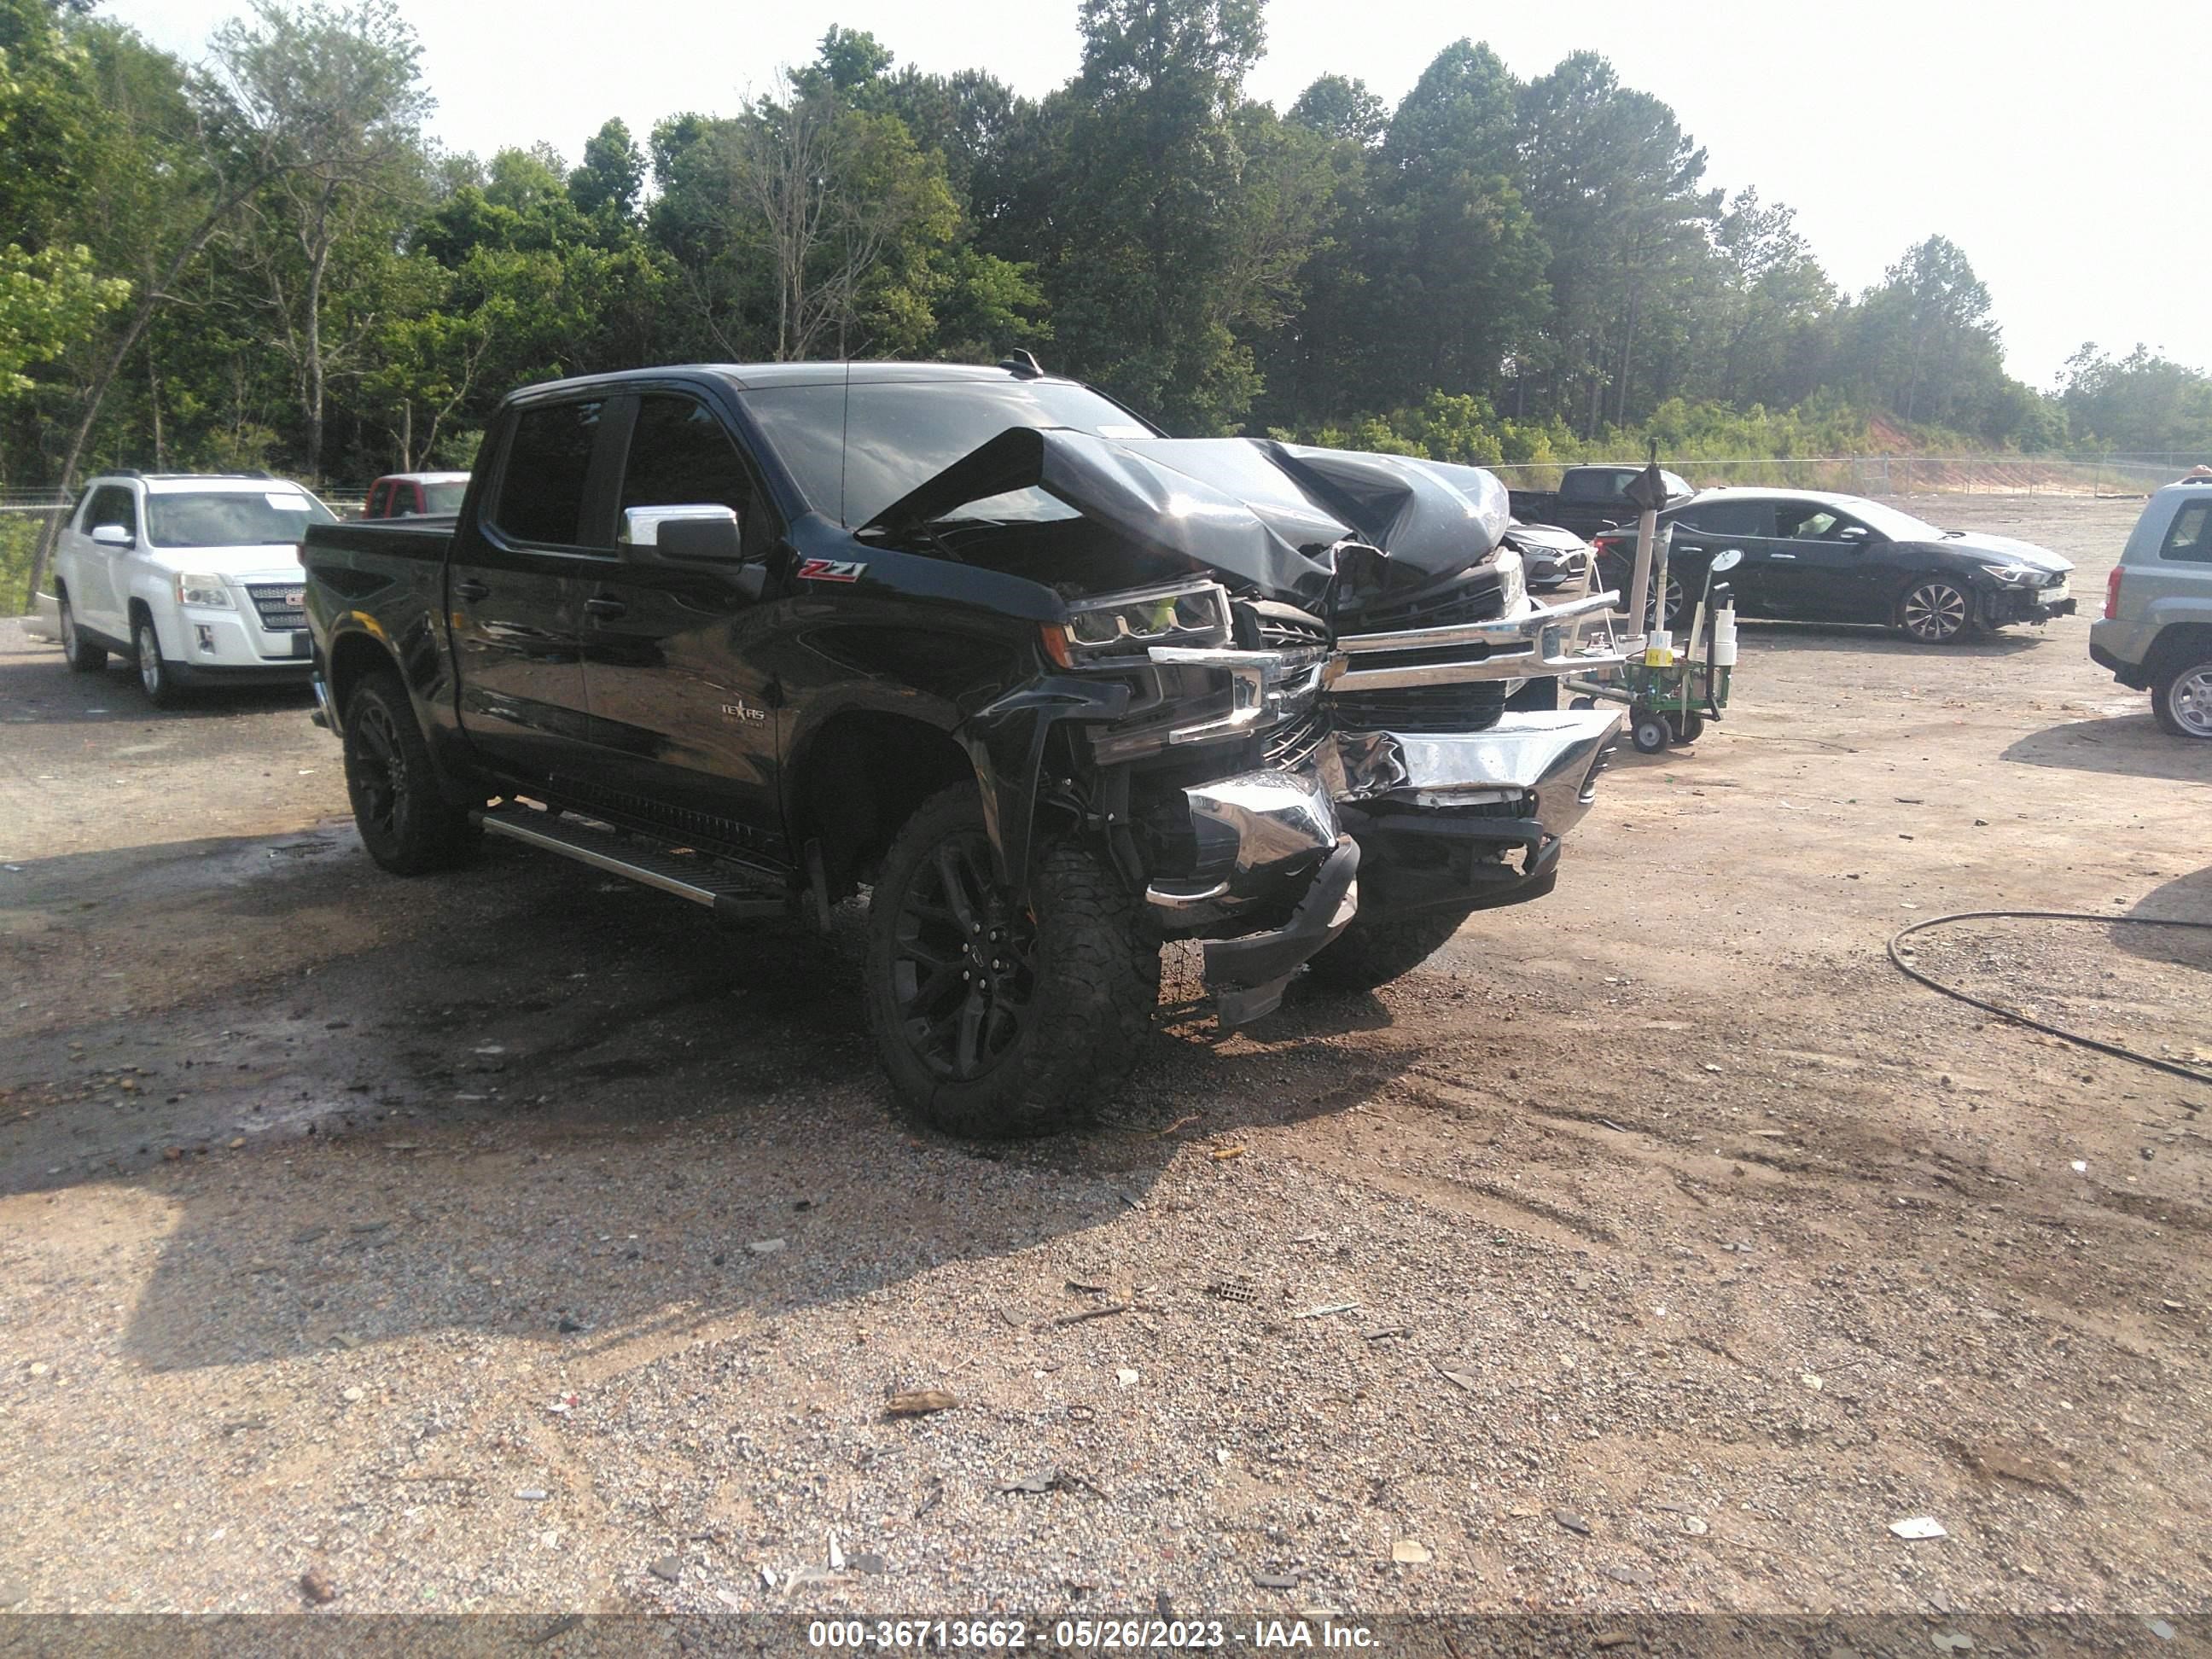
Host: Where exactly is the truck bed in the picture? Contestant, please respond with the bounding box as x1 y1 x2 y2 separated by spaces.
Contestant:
303 515 457 562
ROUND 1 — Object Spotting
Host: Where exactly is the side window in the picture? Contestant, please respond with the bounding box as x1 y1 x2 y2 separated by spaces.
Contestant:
392 484 417 518
1679 500 1772 538
85 486 137 537
365 482 389 518
1775 503 1843 539
619 394 776 552
2160 500 2212 564
491 400 606 547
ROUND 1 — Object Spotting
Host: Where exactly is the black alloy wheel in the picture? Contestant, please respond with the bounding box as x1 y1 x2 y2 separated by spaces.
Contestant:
864 783 1156 1138
341 668 478 875
890 829 1040 1085
348 695 406 846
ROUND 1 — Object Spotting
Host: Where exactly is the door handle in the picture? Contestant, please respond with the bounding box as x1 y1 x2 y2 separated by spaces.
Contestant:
454 579 491 601
1770 553 1797 561
583 595 628 620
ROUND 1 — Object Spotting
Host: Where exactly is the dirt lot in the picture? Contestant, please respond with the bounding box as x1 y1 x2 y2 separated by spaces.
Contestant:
0 495 2206 1620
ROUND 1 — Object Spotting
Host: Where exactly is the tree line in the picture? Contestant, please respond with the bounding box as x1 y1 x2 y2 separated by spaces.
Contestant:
4 0 2209 536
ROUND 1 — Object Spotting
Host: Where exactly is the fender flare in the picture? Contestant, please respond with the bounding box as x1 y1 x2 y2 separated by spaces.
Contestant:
957 675 1133 898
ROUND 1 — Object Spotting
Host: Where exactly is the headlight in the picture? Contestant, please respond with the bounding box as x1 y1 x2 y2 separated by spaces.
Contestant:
1042 579 1231 667
175 573 235 608
1493 546 1526 613
1980 563 2043 585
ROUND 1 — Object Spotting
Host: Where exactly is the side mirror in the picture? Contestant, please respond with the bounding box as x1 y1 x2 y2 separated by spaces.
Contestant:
1709 547 1743 573
1837 525 1872 544
91 523 134 549
621 504 742 564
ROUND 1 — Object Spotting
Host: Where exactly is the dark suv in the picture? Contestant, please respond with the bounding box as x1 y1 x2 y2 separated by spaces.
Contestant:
302 361 1625 1134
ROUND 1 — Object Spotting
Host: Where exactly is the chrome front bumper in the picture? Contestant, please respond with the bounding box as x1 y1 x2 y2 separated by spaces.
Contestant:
1326 590 1626 691
1313 709 1619 840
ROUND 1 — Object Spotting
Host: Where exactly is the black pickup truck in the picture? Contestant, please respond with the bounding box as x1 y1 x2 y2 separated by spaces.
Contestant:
1508 463 1693 541
302 360 1624 1135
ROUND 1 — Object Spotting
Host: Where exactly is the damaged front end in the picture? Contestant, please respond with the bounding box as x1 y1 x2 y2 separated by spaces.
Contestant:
883 427 1625 1025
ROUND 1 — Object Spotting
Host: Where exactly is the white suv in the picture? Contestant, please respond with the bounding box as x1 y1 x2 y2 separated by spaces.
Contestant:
51 472 338 705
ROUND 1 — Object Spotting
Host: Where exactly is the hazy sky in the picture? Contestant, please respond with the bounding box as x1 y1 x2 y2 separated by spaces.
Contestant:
104 0 2205 387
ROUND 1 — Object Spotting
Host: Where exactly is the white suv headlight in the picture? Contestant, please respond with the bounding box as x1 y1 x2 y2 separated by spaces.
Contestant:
176 573 235 608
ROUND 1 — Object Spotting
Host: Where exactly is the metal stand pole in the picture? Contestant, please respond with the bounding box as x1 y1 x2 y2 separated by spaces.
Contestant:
1626 506 1656 632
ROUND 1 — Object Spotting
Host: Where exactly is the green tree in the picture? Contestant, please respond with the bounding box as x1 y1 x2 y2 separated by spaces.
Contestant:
0 242 129 400
1365 42 1547 410
1516 52 1720 433
1039 0 1312 431
1288 73 1384 147
1842 234 2003 429
567 117 644 222
2059 344 2212 453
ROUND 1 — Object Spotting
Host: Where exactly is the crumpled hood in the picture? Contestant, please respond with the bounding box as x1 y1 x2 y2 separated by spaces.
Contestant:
1941 530 2072 573
862 427 1511 603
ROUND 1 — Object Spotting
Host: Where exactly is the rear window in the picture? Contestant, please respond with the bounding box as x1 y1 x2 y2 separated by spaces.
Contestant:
1561 469 1635 503
492 400 606 545
146 489 335 549
2160 499 2212 563
422 480 468 513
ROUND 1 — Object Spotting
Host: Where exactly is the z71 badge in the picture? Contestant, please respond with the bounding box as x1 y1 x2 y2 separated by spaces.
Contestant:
796 556 867 583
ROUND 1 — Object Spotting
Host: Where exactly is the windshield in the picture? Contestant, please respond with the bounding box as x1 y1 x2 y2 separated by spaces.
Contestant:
146 488 335 549
422 480 468 513
741 379 1158 527
1837 497 1942 541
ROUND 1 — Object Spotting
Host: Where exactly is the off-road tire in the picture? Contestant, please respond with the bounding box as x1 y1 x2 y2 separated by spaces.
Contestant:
131 610 183 708
342 668 478 875
1303 905 1473 993
58 591 105 672
2151 651 2212 739
864 784 1157 1138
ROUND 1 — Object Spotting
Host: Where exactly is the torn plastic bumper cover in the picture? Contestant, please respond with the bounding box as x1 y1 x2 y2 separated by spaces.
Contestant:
1146 770 1362 1027
1203 836 1362 1028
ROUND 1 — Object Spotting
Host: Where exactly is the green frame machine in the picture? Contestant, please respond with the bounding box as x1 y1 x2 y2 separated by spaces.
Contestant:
1559 459 1742 754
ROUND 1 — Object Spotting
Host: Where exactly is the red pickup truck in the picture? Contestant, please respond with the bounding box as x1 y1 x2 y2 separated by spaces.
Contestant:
361 472 469 519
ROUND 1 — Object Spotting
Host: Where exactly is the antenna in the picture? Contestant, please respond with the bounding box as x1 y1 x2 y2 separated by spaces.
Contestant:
998 350 1045 380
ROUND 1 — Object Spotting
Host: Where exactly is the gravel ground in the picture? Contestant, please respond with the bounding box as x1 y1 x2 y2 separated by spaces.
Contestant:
0 494 2207 1620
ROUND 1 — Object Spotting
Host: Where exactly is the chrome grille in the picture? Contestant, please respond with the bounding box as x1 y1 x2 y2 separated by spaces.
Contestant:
246 582 306 632
1341 567 1506 634
1260 702 1330 770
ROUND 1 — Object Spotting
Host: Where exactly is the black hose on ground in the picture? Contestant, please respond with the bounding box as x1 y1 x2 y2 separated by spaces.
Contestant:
1886 909 2212 1086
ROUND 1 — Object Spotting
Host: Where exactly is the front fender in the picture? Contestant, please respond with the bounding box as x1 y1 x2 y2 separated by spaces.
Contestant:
958 675 1134 897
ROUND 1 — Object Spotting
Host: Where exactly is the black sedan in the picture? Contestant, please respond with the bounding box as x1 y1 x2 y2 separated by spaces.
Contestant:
1592 489 2075 643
